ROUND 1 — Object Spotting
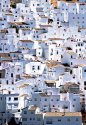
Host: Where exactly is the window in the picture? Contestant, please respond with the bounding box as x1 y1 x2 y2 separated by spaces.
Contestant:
0 73 1 78
78 43 80 46
38 66 40 70
32 66 35 70
58 118 61 121
9 97 11 101
34 98 37 101
84 81 86 85
81 43 83 46
73 105 75 107
84 70 86 72
84 87 86 90
76 118 78 121
57 99 59 101
73 99 76 101
46 121 52 124
53 105 55 107
14 97 18 100
23 118 27 121
71 62 72 65
67 118 70 121
45 98 47 101
79 49 81 51
11 80 13 84
24 111 27 114
73 17 75 19
76 49 77 53
51 99 53 101
33 118 35 120
30 118 32 120
31 111 33 114
11 73 13 77
6 80 8 84
37 118 41 121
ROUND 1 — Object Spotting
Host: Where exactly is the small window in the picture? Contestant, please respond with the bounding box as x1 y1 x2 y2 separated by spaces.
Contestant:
84 70 86 72
71 62 73 65
81 43 83 46
84 81 86 85
32 66 35 70
45 98 47 101
31 111 33 114
38 66 40 70
23 118 27 121
30 118 32 120
9 97 11 101
37 118 41 121
24 111 27 114
76 118 78 121
51 99 53 101
6 80 8 84
14 97 18 100
34 98 37 101
73 99 76 101
11 73 13 77
58 118 61 121
67 118 70 121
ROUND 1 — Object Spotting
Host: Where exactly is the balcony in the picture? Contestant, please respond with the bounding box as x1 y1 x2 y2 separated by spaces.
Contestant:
7 105 18 110
7 100 19 104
